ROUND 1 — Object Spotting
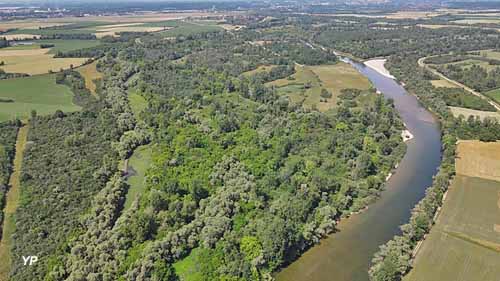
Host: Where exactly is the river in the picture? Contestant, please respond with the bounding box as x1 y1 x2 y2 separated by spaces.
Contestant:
275 59 442 281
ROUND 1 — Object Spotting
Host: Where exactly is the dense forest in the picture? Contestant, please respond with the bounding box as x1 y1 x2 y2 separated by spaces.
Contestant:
0 121 20 238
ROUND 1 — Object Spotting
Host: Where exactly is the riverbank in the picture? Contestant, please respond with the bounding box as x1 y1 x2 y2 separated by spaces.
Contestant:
0 125 28 281
364 59 396 79
276 57 442 281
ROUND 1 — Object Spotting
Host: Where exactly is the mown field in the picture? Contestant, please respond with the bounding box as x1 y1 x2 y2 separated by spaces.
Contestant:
430 79 458 88
405 141 500 281
0 48 87 75
76 61 102 96
0 74 80 121
267 62 371 111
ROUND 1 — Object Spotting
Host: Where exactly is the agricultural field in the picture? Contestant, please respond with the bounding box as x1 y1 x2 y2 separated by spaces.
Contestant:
267 62 371 111
449 106 500 121
2 17 225 39
0 48 87 75
4 39 100 53
405 141 500 281
452 18 500 24
0 74 80 121
76 61 102 96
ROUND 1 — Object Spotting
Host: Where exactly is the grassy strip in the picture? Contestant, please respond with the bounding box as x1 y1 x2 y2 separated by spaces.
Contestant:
0 125 29 281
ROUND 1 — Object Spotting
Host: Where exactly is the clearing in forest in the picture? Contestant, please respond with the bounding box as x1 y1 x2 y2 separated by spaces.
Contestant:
267 62 371 111
0 126 29 281
430 79 459 88
449 106 500 121
77 61 103 96
405 141 500 281
0 74 80 121
0 48 87 75
486 88 500 104
123 145 153 210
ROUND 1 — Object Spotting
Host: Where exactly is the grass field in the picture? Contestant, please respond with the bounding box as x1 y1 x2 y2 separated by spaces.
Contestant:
449 106 500 121
476 50 500 61
0 74 80 121
405 141 500 281
173 247 205 281
445 58 499 72
0 126 28 281
124 145 152 210
128 90 148 117
430 79 459 88
242 65 276 76
77 61 102 96
267 62 371 111
156 21 223 37
0 48 87 75
486 88 500 103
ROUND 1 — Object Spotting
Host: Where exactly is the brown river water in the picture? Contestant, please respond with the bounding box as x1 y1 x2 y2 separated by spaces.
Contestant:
275 59 442 281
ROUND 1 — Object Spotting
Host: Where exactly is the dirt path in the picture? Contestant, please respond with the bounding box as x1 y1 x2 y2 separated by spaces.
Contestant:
0 125 29 281
418 56 500 111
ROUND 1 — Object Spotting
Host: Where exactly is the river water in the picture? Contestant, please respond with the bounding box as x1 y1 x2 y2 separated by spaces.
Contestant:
275 59 442 281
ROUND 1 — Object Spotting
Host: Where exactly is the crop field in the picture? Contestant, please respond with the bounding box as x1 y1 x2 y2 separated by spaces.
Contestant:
77 61 102 96
2 15 226 39
5 39 100 53
456 140 500 182
0 21 68 31
124 144 152 210
453 18 500 24
0 74 80 121
268 63 371 111
449 106 500 121
405 141 500 281
0 48 87 75
430 79 459 88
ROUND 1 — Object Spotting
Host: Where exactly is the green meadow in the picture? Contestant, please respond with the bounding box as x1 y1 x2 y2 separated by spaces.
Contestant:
486 88 500 104
0 74 80 121
123 144 153 210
